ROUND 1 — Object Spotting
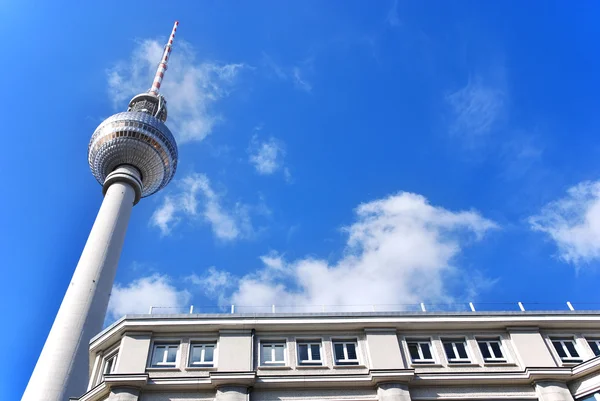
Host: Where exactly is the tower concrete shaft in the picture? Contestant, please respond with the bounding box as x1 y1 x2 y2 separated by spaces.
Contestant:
22 21 179 401
22 166 142 401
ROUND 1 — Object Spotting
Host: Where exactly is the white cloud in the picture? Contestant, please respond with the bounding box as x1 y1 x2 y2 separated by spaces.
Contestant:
248 136 286 175
446 75 506 142
107 274 191 319
529 181 600 264
151 196 178 236
200 192 497 311
188 267 235 305
150 173 251 241
107 39 244 143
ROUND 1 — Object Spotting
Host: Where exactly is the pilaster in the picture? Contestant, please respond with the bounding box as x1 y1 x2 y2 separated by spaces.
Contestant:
535 381 575 401
106 387 140 401
377 383 412 401
216 385 249 401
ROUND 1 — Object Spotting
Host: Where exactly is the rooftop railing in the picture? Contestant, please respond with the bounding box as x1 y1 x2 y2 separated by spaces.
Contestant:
145 301 600 315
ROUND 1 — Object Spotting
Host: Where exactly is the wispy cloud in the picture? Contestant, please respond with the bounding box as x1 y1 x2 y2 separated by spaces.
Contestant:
187 267 235 305
529 180 600 265
151 173 252 240
292 67 312 92
500 133 544 180
107 39 245 143
446 75 506 144
107 274 191 320
262 52 313 93
248 135 288 177
193 192 498 310
261 52 287 80
386 0 401 27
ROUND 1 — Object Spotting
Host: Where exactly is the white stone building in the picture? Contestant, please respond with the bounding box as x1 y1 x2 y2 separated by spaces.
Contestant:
75 311 600 401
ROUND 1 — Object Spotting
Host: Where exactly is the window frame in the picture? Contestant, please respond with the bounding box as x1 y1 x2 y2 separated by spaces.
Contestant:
188 342 217 368
476 338 506 363
587 339 600 357
406 338 436 364
102 352 118 375
550 337 582 362
441 338 471 364
332 339 360 366
149 342 180 368
259 340 287 367
296 340 323 366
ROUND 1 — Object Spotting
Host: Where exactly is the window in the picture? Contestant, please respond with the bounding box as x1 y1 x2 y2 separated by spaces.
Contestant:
102 353 118 375
442 339 470 363
150 343 179 367
588 340 600 357
333 340 359 365
477 339 506 362
297 341 322 365
551 338 581 362
260 342 286 366
407 339 435 364
189 343 215 367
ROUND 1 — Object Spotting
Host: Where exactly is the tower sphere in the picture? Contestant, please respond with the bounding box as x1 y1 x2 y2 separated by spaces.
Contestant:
88 102 178 201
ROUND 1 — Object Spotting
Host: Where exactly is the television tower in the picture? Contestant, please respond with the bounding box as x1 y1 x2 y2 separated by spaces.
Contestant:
22 22 180 401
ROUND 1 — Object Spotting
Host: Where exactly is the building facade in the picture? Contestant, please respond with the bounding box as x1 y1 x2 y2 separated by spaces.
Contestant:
76 311 600 401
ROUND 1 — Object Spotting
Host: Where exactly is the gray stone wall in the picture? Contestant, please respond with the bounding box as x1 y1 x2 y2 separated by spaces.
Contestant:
252 388 376 401
140 391 215 401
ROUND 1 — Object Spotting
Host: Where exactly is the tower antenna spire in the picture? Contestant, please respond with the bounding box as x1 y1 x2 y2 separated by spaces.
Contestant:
149 20 179 95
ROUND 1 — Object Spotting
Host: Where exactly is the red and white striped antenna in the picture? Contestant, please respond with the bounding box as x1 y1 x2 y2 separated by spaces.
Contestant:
149 21 179 96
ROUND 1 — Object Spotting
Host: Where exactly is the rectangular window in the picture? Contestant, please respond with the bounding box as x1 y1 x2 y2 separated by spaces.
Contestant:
551 338 581 362
407 339 434 364
260 342 286 366
477 339 506 362
102 353 118 375
150 343 179 367
442 339 470 363
333 340 359 365
588 340 600 357
297 341 322 365
189 343 215 367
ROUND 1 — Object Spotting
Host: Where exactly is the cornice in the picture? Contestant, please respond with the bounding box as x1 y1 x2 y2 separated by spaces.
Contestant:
90 312 600 351
74 362 600 401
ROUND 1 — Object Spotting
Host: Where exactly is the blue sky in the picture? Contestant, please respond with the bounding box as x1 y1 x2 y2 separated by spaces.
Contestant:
3 0 600 398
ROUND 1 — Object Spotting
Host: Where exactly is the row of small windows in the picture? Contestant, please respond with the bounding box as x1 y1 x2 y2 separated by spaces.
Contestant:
259 340 360 366
409 337 600 365
407 338 507 364
150 343 216 368
143 337 506 369
143 339 360 370
100 336 600 377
